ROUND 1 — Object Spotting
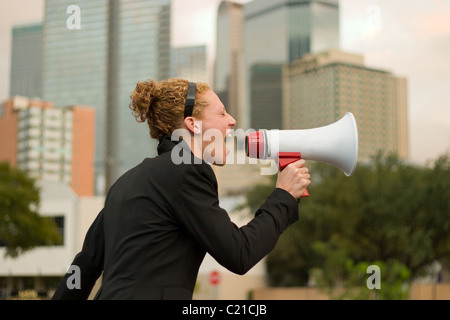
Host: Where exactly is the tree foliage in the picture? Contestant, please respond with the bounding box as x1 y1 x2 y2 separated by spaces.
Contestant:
238 151 450 299
0 162 62 258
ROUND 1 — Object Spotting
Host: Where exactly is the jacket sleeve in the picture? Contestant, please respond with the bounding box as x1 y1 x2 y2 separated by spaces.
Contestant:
51 209 105 300
173 164 299 275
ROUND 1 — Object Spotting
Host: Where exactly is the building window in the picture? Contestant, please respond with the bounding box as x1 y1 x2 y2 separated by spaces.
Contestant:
52 216 65 246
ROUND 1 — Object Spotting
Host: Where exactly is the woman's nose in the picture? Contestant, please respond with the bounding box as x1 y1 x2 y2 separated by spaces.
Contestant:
229 114 237 127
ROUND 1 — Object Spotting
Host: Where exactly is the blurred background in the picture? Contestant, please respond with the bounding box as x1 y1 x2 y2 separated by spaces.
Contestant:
0 0 449 300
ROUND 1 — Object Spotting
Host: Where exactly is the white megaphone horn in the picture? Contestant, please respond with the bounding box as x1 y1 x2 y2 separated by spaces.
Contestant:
245 112 359 196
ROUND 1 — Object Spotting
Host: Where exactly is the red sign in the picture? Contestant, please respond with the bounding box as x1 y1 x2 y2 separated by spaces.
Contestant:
209 270 221 286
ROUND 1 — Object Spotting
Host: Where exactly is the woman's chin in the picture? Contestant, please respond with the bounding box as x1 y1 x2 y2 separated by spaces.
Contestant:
212 155 227 166
204 145 228 166
211 154 227 167
212 162 226 167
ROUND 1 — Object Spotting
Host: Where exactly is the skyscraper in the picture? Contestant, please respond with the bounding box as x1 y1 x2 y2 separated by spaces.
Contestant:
243 0 340 129
214 1 244 128
10 23 43 99
42 0 171 194
250 63 283 130
283 49 409 161
171 45 208 83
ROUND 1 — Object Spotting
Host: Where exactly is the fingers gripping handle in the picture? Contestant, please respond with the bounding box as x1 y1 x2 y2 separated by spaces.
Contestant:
278 152 310 197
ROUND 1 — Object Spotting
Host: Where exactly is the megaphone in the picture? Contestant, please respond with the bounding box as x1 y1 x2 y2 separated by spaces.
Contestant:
245 112 359 196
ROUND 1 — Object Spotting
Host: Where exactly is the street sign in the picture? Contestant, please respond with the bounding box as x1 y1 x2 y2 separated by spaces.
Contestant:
209 270 221 286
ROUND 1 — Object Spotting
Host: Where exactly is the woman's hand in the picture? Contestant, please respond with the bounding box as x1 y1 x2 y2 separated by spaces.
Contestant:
275 159 311 199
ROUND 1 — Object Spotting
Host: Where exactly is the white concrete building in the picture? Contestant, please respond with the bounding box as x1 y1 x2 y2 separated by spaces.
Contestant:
0 180 103 299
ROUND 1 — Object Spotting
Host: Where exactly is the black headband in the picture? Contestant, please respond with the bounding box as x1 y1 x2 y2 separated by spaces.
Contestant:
184 82 197 118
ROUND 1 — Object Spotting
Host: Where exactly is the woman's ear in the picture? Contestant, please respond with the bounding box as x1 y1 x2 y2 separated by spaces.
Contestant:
184 117 200 135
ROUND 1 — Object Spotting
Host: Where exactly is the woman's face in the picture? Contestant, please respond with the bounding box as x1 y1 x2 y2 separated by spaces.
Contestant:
196 89 236 166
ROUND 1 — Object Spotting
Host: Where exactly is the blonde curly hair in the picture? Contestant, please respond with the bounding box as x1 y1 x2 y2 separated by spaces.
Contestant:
129 78 210 140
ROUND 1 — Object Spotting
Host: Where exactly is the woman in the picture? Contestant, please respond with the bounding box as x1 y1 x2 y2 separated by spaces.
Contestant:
52 79 310 300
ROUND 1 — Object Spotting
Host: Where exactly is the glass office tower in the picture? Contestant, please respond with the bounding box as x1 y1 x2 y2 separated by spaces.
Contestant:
115 0 171 190
250 63 283 130
10 23 43 99
42 0 171 194
215 1 245 128
171 45 208 83
243 0 340 129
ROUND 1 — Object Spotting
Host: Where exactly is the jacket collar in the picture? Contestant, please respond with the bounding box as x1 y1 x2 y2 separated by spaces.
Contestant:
157 135 205 165
157 135 181 155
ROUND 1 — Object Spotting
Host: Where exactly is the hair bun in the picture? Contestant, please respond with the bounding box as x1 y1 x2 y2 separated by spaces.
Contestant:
129 80 159 123
129 78 209 140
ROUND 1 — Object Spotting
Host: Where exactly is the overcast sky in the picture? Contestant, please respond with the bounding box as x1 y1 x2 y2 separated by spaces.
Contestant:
0 0 449 166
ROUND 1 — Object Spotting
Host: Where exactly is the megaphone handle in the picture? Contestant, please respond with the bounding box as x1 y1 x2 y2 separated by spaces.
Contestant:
278 152 310 198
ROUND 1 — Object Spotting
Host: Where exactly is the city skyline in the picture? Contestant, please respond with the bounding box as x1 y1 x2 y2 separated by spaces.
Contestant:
0 0 449 166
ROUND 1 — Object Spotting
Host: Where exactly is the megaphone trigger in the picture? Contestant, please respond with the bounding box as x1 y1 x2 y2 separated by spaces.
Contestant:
278 152 310 198
277 152 302 171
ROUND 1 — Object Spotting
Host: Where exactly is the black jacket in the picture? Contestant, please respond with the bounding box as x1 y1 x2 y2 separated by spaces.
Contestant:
52 136 299 300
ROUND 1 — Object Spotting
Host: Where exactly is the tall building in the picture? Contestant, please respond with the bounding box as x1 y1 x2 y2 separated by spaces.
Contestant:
250 63 283 130
214 1 244 127
243 0 340 129
1 98 49 168
9 23 43 99
283 49 409 161
41 0 171 194
0 96 95 196
171 45 208 83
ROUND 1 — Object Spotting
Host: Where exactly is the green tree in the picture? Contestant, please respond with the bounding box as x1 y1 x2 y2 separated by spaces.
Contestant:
0 162 61 258
238 151 450 299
